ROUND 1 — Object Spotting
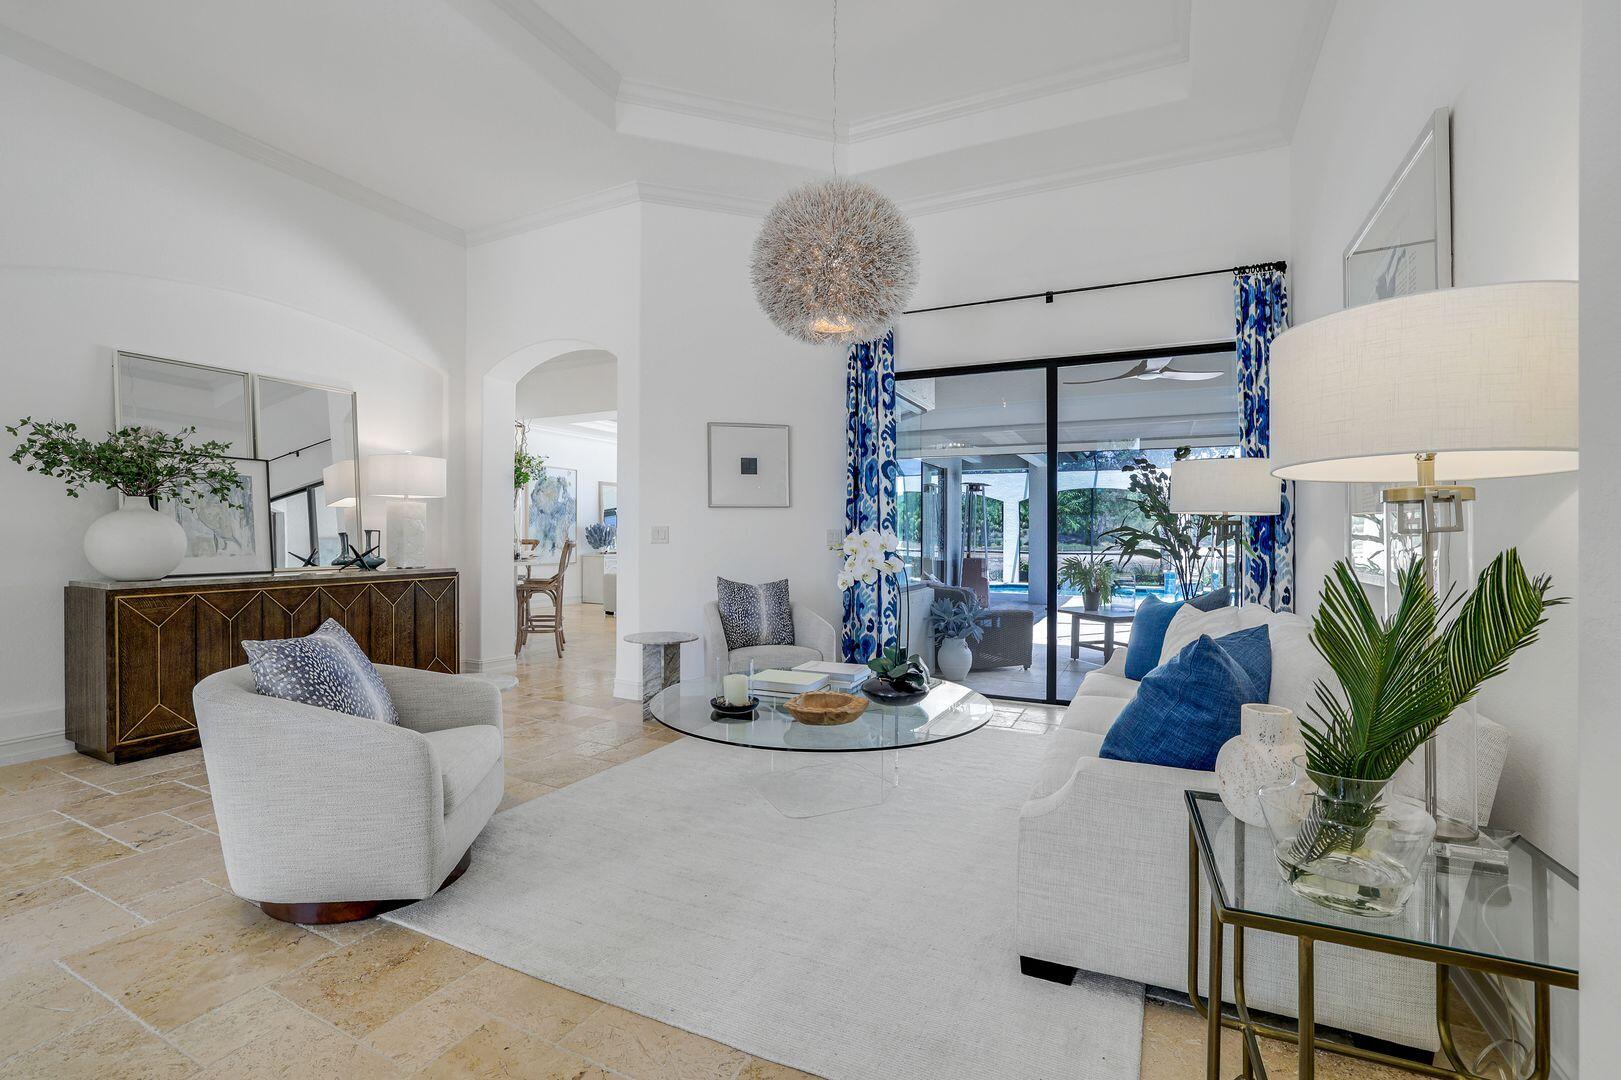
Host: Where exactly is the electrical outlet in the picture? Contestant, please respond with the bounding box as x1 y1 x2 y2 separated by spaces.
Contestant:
826 529 843 551
651 525 670 544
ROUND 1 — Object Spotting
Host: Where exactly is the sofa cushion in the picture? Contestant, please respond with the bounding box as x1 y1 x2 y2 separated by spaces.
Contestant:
727 643 822 674
1074 672 1140 700
1100 633 1262 771
1124 596 1182 680
1059 693 1131 738
424 726 502 814
1159 603 1245 665
716 577 794 650
241 618 399 724
1030 728 1107 800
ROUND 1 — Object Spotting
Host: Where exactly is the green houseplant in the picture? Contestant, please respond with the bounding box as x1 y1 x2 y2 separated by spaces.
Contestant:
8 418 243 581
927 596 987 681
1103 449 1222 600
1058 551 1119 611
1259 549 1561 915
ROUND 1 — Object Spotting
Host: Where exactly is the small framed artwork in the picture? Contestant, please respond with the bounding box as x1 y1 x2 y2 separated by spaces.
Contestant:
708 423 790 508
157 457 273 575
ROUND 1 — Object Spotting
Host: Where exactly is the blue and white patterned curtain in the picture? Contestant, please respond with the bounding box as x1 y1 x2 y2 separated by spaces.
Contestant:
842 331 899 661
1237 269 1295 611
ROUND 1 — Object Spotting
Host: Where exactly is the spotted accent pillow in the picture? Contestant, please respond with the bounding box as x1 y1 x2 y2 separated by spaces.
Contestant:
241 619 400 724
715 577 794 650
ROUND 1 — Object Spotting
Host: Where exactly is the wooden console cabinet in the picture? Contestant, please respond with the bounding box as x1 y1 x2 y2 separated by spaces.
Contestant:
66 568 459 763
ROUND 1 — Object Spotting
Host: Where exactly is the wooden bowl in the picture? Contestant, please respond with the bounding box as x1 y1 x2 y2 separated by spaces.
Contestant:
784 691 869 726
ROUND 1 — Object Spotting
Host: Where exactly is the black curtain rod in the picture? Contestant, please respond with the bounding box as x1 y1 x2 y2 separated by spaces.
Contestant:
902 260 1287 316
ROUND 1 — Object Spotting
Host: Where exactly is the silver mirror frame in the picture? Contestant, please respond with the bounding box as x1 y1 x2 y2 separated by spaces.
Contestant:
1342 106 1453 309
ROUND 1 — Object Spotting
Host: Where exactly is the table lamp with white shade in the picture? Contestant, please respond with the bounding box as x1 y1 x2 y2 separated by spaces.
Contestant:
1169 456 1281 604
1269 280 1578 842
366 453 447 569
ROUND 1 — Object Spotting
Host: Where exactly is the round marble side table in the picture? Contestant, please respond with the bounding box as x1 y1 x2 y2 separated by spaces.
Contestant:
623 631 699 721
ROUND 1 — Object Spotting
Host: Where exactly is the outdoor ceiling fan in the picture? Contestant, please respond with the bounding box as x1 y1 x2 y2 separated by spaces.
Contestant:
1065 357 1222 384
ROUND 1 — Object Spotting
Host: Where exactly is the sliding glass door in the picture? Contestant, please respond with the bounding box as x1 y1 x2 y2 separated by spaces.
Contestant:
896 342 1239 704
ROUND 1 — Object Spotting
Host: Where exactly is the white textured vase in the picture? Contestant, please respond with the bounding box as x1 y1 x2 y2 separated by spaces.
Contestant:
936 636 972 682
1215 703 1303 826
83 503 186 581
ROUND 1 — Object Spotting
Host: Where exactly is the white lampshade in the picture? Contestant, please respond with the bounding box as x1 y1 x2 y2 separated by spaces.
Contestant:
1169 457 1281 515
366 453 447 499
1269 281 1578 482
321 460 357 507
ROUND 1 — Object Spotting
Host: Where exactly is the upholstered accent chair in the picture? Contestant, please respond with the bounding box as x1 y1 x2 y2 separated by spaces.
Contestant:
702 601 840 675
194 664 503 923
927 581 1034 671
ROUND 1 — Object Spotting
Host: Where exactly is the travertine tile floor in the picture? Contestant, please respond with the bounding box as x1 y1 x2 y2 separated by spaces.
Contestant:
0 604 1486 1078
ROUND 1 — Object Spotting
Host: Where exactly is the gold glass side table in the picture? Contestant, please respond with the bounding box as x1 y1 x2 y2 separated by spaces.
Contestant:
1184 791 1577 1079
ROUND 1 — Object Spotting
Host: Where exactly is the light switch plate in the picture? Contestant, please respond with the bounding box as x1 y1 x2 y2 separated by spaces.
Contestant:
651 525 670 544
826 529 843 551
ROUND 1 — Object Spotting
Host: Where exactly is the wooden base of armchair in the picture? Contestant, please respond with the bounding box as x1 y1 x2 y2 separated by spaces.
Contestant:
257 847 472 924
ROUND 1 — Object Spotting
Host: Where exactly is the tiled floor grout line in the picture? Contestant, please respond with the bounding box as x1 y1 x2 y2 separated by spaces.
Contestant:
254 987 407 1069
53 809 149 853
52 957 207 1069
63 873 153 927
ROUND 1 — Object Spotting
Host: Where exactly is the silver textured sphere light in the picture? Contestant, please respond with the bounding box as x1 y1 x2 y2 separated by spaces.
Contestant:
750 177 919 346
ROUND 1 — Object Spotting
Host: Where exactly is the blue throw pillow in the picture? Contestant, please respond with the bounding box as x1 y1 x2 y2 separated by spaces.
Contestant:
1188 587 1231 611
1209 624 1272 702
1124 595 1182 680
241 618 399 724
1099 632 1263 771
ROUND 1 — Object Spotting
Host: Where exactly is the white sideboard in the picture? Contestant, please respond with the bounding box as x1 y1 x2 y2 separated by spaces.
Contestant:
580 552 619 605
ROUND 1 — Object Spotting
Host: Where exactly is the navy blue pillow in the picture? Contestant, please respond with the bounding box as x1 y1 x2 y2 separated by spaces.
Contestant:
1188 587 1231 611
1099 632 1263 771
1210 625 1272 701
1124 595 1183 680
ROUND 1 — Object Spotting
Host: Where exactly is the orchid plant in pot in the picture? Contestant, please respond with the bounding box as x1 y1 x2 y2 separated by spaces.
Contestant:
838 529 930 698
1258 549 1561 916
7 418 242 581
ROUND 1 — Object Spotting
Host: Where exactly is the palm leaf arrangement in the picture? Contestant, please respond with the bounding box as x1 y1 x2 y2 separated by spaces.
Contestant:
1290 549 1561 862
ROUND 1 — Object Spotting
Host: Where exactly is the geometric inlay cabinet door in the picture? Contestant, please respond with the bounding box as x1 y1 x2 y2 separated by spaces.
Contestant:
66 568 459 763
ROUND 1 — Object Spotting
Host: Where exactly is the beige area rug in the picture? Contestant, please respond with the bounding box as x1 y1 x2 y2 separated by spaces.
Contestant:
386 726 1144 1080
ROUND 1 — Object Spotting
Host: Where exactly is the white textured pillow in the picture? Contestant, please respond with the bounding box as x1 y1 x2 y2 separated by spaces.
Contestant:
1158 605 1333 719
1158 604 1244 664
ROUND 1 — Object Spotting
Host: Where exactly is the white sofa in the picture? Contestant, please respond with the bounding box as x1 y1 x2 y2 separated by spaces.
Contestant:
1015 603 1509 1050
702 601 840 674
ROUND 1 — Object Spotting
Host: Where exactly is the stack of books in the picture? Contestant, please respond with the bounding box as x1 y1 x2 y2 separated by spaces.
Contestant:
748 668 830 698
793 661 870 690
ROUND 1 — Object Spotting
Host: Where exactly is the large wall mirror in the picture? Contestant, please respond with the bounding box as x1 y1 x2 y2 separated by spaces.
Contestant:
114 352 362 574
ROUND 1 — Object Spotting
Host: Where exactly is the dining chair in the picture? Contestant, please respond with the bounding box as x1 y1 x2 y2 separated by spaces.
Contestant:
516 539 575 656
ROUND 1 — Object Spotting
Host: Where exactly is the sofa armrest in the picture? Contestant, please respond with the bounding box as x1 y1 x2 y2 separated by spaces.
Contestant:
375 665 501 734
1097 649 1129 677
792 603 840 661
702 601 731 674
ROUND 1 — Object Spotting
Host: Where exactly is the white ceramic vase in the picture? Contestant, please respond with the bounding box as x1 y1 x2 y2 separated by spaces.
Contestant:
1215 703 1303 826
936 635 972 682
83 502 186 581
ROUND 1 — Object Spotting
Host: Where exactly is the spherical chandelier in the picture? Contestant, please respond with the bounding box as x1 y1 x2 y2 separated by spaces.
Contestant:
749 0 918 346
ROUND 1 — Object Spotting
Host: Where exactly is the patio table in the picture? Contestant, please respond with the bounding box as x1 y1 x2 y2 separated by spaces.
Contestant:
1059 600 1136 662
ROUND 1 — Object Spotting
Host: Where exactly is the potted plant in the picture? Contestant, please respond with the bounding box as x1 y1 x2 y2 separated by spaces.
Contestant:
839 529 931 699
1104 449 1223 601
584 522 615 551
1259 550 1560 916
927 596 987 681
514 445 546 507
8 418 243 581
1058 550 1119 611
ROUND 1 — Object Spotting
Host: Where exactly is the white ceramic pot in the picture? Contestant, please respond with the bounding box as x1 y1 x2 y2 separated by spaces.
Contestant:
936 635 972 682
83 503 186 581
1215 703 1303 826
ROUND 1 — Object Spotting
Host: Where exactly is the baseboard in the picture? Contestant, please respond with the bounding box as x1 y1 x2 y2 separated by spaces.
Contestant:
613 677 640 701
0 703 72 765
462 655 518 675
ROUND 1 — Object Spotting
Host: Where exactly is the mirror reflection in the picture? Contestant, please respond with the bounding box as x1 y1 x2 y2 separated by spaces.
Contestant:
254 377 361 569
116 353 252 456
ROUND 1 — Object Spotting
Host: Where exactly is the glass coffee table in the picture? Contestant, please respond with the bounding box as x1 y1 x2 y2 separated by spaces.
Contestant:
1186 791 1578 1079
648 678 994 818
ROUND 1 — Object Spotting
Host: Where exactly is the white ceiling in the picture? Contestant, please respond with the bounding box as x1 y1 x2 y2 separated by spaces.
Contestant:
0 0 1335 242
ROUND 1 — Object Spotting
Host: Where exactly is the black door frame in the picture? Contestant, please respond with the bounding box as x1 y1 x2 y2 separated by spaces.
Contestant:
897 339 1236 705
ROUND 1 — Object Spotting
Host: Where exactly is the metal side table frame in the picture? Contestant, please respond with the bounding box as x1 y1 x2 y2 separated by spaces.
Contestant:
1184 791 1577 1080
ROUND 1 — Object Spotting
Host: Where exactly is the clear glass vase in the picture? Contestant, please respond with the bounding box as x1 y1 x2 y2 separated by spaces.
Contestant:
1258 759 1436 917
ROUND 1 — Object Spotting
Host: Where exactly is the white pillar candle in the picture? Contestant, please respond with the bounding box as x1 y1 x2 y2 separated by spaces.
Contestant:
722 673 750 706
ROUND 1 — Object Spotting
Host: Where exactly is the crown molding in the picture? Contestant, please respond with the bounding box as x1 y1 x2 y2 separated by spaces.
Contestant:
440 0 619 126
467 182 642 244
898 128 1290 217
635 182 772 218
0 24 467 245
616 79 827 140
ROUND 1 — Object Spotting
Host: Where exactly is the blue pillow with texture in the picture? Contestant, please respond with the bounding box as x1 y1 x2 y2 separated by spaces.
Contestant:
241 618 399 724
1124 595 1183 680
1209 625 1272 701
1099 631 1264 770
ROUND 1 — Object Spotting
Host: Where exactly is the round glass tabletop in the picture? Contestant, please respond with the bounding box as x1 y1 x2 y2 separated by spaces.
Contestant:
647 678 995 752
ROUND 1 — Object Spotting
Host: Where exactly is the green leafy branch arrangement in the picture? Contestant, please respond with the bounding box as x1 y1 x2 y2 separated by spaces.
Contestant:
7 418 242 508
514 446 546 491
1290 549 1561 862
1103 449 1223 601
1058 550 1119 595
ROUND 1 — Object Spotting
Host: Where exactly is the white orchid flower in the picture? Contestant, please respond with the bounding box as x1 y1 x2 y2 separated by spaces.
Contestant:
842 532 863 556
878 529 900 554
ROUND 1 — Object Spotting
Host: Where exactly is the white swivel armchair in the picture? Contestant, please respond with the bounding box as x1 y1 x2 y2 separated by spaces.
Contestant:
702 601 840 675
194 664 503 923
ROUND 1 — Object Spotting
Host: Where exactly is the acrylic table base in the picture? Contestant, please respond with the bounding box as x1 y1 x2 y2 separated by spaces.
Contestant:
753 749 898 819
624 632 698 722
1186 825 1569 1080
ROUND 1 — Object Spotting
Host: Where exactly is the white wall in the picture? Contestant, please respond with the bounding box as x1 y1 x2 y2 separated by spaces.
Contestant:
0 57 465 764
1579 0 1621 1068
515 353 617 418
1288 0 1581 863
463 205 640 688
517 425 616 602
897 148 1292 369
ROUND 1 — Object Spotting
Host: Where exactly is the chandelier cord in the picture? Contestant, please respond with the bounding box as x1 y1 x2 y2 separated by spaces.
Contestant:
830 0 838 176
